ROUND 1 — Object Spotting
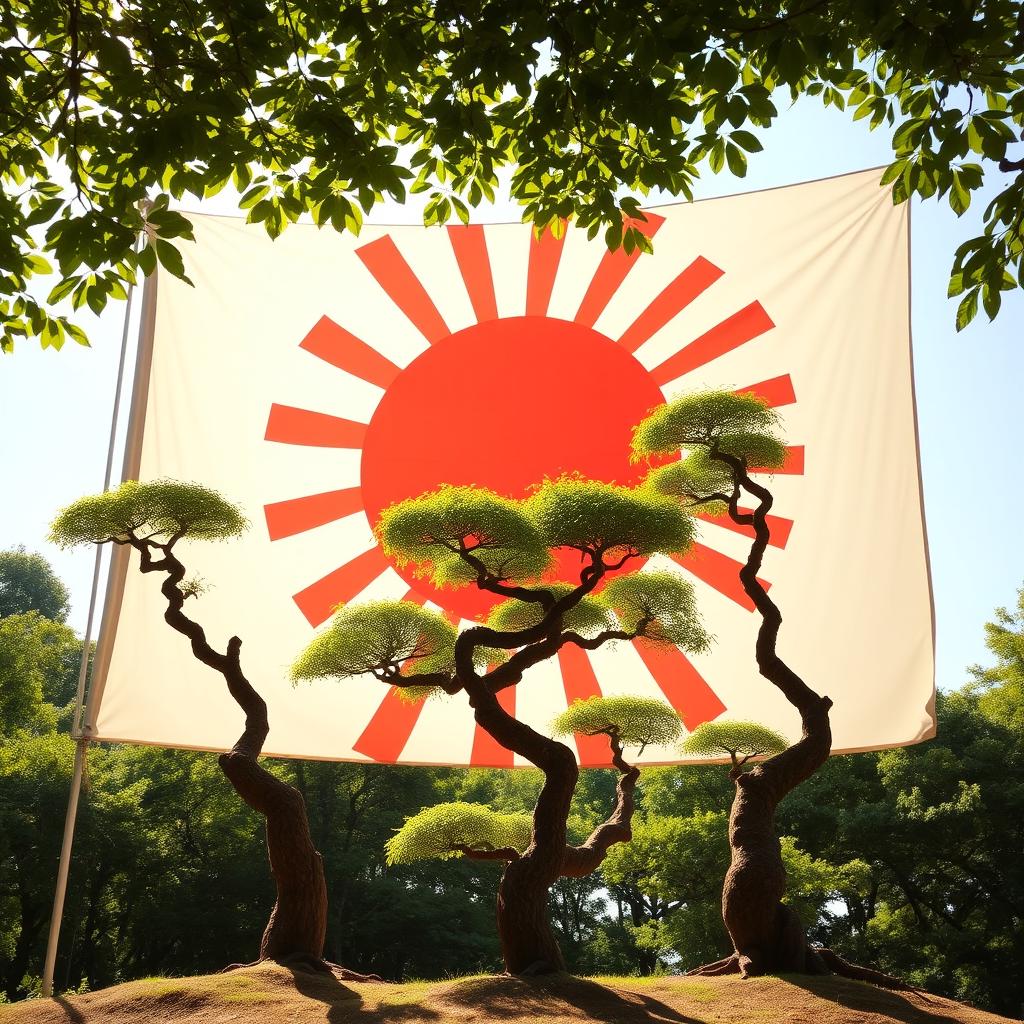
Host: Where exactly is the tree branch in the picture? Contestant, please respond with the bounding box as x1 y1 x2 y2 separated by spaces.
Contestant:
452 844 520 862
125 535 268 761
560 731 640 877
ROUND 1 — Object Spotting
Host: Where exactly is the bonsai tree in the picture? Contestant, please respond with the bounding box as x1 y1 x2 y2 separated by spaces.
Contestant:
383 695 683 960
292 478 711 974
680 720 789 774
50 480 371 978
635 391 912 988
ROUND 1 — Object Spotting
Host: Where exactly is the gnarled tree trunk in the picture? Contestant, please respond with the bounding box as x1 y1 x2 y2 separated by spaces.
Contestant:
140 544 328 965
468 682 644 975
718 694 832 976
471 685 577 974
691 458 909 990
219 745 328 961
496 855 568 974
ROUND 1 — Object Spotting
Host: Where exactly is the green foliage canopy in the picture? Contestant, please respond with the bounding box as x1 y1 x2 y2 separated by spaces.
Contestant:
376 486 550 589
600 571 711 651
0 612 81 734
385 802 533 865
49 480 248 547
680 720 790 763
633 391 787 471
526 477 694 560
290 600 457 683
486 584 613 637
551 695 683 750
968 584 1024 732
2 0 1022 351
0 548 70 622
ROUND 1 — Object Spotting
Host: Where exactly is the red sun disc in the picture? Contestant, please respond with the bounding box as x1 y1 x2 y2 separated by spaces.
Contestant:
360 316 667 619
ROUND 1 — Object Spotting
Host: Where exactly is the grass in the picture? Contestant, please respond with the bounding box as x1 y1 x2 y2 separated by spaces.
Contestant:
0 962 1018 1024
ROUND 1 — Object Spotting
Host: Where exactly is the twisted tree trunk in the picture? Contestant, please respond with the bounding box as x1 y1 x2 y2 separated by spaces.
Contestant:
465 684 644 975
689 460 911 990
469 685 576 974
136 542 328 966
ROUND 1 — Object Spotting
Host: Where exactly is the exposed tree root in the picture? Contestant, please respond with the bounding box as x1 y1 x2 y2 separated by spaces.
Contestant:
814 947 929 997
687 946 928 997
685 954 741 977
220 954 382 982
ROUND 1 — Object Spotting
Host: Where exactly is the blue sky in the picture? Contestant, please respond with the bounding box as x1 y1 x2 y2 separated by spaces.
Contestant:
1 97 1021 694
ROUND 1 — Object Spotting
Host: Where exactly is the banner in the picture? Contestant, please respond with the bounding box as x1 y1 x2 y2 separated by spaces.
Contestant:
85 168 935 766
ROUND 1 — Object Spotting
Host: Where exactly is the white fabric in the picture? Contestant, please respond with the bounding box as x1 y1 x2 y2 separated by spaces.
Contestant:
87 169 934 765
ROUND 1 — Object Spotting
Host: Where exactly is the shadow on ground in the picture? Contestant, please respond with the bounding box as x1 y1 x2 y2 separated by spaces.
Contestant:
287 968 699 1024
406 974 697 1024
785 974 975 1024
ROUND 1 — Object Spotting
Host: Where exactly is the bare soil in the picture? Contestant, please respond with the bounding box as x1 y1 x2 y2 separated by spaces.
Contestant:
1 962 1018 1024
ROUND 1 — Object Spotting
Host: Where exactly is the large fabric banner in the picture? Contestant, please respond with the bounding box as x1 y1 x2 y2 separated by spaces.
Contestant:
86 168 935 766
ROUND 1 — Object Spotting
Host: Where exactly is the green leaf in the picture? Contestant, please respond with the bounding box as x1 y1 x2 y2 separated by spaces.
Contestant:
725 143 747 177
955 289 979 332
708 139 725 174
730 130 763 153
155 240 188 281
138 244 157 277
949 174 971 216
982 283 1001 320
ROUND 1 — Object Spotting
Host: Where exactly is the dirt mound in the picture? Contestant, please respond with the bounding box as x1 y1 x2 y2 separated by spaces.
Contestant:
0 962 1016 1024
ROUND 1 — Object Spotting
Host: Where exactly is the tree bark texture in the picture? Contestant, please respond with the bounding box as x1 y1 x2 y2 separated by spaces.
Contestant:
470 684 577 974
701 458 834 977
467 681 643 974
137 542 328 963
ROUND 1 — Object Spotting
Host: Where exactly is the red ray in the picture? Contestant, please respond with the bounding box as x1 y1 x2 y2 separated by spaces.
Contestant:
618 257 724 354
299 316 401 391
526 223 567 317
631 638 726 731
353 686 426 763
356 236 450 344
557 644 614 767
650 301 775 386
751 445 805 475
264 487 364 541
574 213 666 328
265 404 367 449
735 374 796 409
292 546 391 626
470 685 517 767
447 225 499 323
671 543 770 612
693 509 794 549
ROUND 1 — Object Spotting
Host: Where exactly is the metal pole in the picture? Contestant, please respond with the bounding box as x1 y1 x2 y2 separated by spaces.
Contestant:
40 220 147 999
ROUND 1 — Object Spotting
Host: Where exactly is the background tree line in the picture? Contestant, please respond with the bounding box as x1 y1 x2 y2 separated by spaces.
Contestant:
1 547 1021 1015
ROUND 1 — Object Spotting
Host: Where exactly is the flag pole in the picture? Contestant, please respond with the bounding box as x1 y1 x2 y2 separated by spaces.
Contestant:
41 207 153 999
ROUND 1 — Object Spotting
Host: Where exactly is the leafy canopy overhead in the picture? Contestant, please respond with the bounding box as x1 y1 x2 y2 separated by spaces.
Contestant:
49 479 249 548
3 0 1021 352
290 600 457 685
385 802 532 865
552 695 684 750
